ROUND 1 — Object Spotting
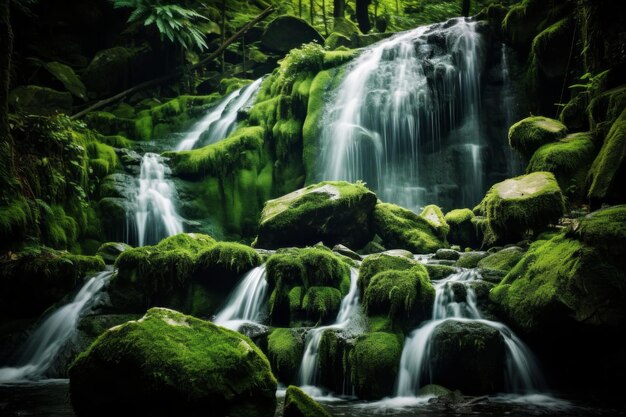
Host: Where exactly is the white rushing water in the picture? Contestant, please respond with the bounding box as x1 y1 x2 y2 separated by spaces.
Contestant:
319 18 486 210
213 265 268 330
176 77 263 151
0 270 113 382
135 153 184 247
298 267 362 395
395 268 545 397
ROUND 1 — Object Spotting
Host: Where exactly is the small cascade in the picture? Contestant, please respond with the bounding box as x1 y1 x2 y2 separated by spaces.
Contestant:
0 270 113 382
177 77 263 151
395 269 545 397
135 153 183 247
319 18 489 210
298 267 362 394
213 266 268 330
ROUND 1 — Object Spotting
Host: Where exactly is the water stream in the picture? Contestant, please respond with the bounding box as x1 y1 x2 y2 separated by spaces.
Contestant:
0 270 113 382
395 268 545 398
318 18 487 211
213 265 269 330
298 267 362 395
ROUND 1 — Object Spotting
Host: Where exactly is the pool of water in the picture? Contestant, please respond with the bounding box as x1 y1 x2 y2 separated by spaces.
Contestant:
1 381 624 417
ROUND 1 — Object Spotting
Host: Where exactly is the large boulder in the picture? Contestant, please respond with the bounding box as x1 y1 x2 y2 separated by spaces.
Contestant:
508 116 567 158
527 132 595 198
477 246 525 273
43 61 87 101
69 308 277 417
9 85 72 115
96 242 131 264
478 172 565 244
283 385 331 417
255 181 377 249
261 16 324 53
350 332 403 399
266 328 305 384
444 208 480 249
430 321 506 395
531 18 575 79
373 202 447 254
587 108 626 206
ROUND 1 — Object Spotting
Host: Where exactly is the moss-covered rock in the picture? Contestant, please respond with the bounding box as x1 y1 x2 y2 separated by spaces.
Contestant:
95 242 131 264
255 181 377 250
266 328 304 384
478 172 565 244
43 61 87 101
477 247 525 273
425 264 457 281
325 32 352 50
490 227 626 332
69 308 277 417
110 233 215 312
358 253 420 294
351 332 403 400
509 116 568 158
430 320 506 395
560 93 589 131
420 205 449 240
531 18 574 79
261 16 324 53
283 385 331 417
444 208 480 248
195 242 261 289
574 205 626 252
0 247 104 317
302 286 342 323
587 108 626 206
527 133 595 198
455 251 488 268
9 85 73 115
265 247 350 326
373 202 447 254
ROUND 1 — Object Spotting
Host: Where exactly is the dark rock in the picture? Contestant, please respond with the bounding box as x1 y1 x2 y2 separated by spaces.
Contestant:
261 16 324 53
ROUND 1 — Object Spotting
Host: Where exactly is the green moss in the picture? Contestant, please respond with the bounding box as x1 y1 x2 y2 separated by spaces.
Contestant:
288 286 303 313
364 267 434 324
44 61 87 100
302 286 342 322
367 315 394 332
444 208 474 224
322 49 358 68
420 204 449 239
283 385 331 417
531 18 573 78
267 328 304 384
351 332 403 400
373 202 446 254
527 133 595 197
425 264 457 281
477 247 525 272
98 135 132 148
358 253 419 295
325 32 352 50
156 233 216 252
444 208 479 248
574 205 626 250
69 308 277 417
491 232 626 331
195 242 261 285
456 251 488 268
218 77 252 95
87 142 118 177
302 70 334 180
166 126 265 178
478 172 565 244
587 108 626 204
0 198 31 249
509 116 568 158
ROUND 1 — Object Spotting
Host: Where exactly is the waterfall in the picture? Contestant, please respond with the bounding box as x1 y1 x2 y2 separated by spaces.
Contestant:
134 153 184 247
213 266 268 330
318 18 487 211
176 77 263 151
298 267 362 394
395 269 545 397
0 270 113 382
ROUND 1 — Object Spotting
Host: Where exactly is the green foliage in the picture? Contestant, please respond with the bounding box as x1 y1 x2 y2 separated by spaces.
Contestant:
70 308 277 416
112 0 210 50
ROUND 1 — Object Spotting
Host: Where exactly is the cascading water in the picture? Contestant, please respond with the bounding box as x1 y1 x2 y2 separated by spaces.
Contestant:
0 270 113 382
213 265 268 330
134 153 184 247
318 18 489 211
395 268 545 397
298 267 362 394
177 77 263 151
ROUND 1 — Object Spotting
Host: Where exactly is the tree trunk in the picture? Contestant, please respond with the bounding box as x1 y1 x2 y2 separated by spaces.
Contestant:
396 0 400 13
356 0 371 33
0 0 17 198
310 0 315 25
220 0 226 73
299 0 303 17
333 0 345 18
462 0 471 17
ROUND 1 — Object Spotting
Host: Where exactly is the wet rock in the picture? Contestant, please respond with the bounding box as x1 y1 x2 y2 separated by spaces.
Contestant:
435 248 460 261
333 244 362 261
95 242 131 264
261 16 324 53
283 385 331 417
9 85 72 115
